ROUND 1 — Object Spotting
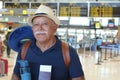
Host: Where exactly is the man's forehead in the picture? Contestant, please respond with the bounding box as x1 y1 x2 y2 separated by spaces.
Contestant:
32 16 55 25
33 16 53 22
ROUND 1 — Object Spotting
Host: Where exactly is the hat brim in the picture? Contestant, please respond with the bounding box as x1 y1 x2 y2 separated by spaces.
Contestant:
27 14 60 26
8 26 35 52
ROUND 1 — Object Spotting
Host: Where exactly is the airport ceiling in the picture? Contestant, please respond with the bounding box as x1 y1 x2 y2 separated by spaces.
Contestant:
0 0 120 2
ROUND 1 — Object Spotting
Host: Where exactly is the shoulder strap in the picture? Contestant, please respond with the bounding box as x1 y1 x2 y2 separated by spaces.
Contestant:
62 42 70 69
20 41 70 68
21 41 31 60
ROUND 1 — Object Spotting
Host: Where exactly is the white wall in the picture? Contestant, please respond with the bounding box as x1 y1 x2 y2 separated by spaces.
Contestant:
0 1 3 16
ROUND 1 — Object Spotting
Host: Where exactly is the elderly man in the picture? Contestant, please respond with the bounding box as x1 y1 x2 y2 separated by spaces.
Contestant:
11 5 85 80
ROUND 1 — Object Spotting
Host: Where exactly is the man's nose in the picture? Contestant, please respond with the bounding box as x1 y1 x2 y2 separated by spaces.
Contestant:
36 24 43 30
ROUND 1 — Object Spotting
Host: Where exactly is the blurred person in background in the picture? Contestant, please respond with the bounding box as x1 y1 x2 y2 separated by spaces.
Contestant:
5 25 13 58
0 35 2 57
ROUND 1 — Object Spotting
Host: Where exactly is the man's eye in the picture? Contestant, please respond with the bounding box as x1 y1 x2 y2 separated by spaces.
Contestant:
32 22 48 27
42 22 48 25
33 23 39 26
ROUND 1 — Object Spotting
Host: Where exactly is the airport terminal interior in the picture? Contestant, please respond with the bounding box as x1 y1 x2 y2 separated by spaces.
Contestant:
0 0 120 80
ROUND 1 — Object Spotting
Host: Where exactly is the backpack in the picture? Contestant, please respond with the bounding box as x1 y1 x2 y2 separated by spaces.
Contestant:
21 41 70 69
13 41 83 80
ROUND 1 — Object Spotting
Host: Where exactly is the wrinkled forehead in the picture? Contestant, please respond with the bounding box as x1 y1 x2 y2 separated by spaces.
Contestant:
32 16 56 25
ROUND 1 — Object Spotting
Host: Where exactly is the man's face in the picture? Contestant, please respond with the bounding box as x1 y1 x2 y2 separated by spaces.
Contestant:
32 16 58 43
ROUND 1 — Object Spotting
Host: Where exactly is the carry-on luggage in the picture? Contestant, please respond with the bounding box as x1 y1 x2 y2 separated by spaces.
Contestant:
0 60 4 76
0 58 8 76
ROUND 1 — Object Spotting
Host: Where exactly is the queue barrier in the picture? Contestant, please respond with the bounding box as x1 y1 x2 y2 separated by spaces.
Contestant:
100 44 120 60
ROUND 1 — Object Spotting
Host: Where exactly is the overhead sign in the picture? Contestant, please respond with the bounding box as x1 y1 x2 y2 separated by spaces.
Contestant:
27 9 36 14
0 9 8 12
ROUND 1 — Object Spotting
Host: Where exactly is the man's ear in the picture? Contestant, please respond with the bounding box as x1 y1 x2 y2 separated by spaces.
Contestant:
53 24 59 30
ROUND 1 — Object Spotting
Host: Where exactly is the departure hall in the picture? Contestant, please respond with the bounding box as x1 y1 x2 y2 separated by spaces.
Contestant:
0 0 120 80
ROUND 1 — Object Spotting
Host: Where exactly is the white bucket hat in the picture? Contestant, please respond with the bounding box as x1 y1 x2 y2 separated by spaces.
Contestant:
27 5 60 26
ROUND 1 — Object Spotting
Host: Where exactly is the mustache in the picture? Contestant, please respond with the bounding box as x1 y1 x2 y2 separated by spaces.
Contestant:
34 31 47 35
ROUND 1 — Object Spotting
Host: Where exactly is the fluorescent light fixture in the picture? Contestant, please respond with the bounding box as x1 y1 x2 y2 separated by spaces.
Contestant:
69 17 89 26
58 17 69 20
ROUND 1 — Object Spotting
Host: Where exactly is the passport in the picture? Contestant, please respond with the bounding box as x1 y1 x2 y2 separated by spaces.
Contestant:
38 65 52 80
